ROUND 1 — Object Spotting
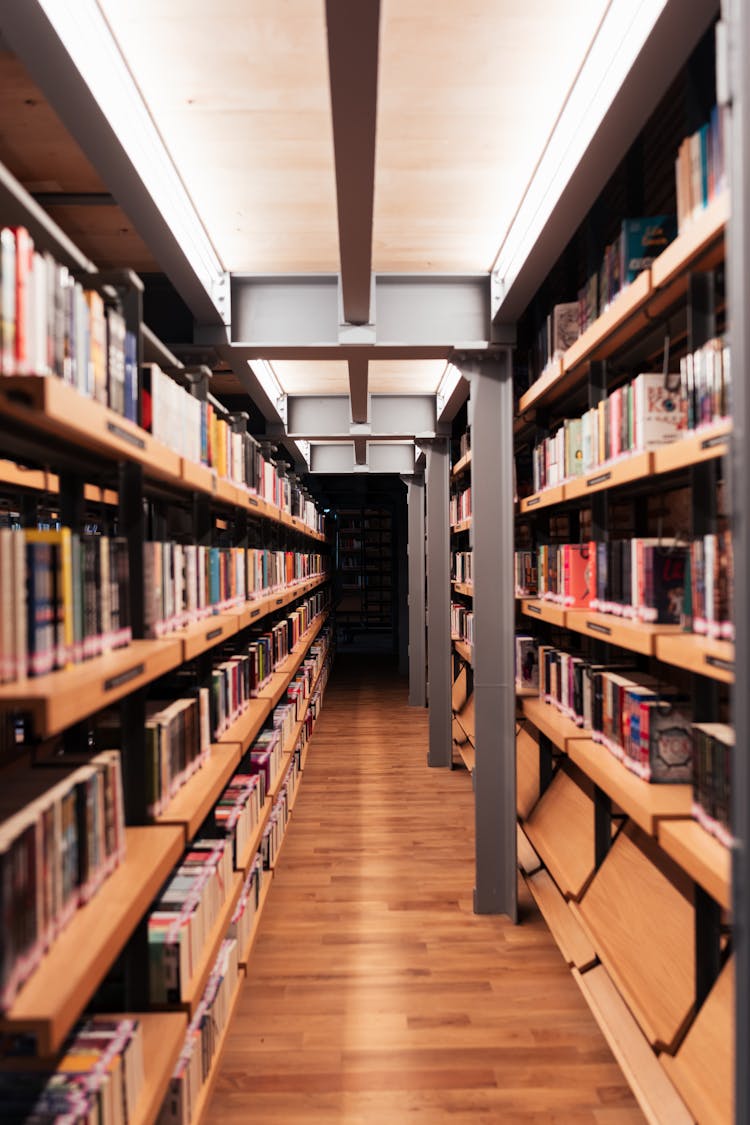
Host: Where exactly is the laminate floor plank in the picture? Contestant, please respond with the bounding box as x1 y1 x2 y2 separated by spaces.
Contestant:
206 657 644 1123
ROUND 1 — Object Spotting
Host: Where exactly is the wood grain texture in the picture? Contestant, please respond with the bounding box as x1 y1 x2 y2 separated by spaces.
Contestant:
523 764 597 900
204 656 644 1122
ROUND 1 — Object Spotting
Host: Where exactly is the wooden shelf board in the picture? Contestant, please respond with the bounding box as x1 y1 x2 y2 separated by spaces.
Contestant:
564 450 653 502
450 516 472 534
267 751 294 804
451 580 474 597
563 270 653 376
516 824 541 875
452 638 473 665
190 965 246 1125
660 955 734 1125
515 686 538 699
236 798 273 876
157 743 242 843
169 871 244 1017
521 697 581 753
0 825 184 1055
217 697 273 754
451 449 472 477
456 740 475 773
577 822 696 1052
525 868 597 971
0 459 50 491
524 765 597 900
174 613 240 662
0 638 183 738
454 694 475 746
239 873 274 968
129 1011 189 1125
568 738 692 837
572 965 693 1125
652 421 731 477
517 725 540 820
521 599 567 628
518 357 563 414
657 819 731 911
655 631 734 684
651 192 728 294
520 483 565 514
564 611 680 657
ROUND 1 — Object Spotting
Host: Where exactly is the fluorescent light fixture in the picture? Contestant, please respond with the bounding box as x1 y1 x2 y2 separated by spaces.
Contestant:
491 0 669 315
247 359 287 424
36 0 227 318
436 362 462 416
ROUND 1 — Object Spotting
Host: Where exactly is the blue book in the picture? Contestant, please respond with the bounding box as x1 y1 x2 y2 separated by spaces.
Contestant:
619 215 677 285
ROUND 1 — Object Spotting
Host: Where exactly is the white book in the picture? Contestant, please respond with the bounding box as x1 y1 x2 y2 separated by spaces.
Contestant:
633 372 685 451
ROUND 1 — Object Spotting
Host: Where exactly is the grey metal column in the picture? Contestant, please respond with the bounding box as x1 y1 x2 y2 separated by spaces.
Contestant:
459 351 517 920
728 0 748 1118
425 442 452 765
405 474 427 705
397 481 410 677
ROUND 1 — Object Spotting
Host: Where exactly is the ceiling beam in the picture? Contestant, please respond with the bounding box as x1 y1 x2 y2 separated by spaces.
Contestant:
353 437 368 464
308 442 415 474
287 394 439 440
348 356 369 423
325 0 380 325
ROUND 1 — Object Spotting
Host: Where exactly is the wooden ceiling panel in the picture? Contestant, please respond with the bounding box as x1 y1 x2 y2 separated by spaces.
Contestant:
368 359 445 393
271 360 350 395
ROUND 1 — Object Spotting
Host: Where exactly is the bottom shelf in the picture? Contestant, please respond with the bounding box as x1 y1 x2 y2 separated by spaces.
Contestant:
131 1011 189 1125
525 868 597 971
190 966 246 1125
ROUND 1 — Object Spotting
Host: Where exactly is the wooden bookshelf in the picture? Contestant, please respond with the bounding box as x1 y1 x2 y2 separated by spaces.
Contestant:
236 798 273 875
217 697 273 754
270 808 293 870
521 696 581 754
0 824 184 1055
0 638 183 739
657 818 731 911
129 1011 189 1125
564 450 653 502
568 738 692 837
517 357 563 413
258 614 327 709
523 764 598 900
452 638 473 665
0 459 50 492
565 270 654 376
239 874 273 967
451 580 474 597
171 871 244 1017
652 419 731 477
178 614 240 661
158 743 242 843
649 192 729 311
451 516 472 533
655 630 734 684
660 954 734 1125
572 966 693 1125
268 751 295 803
519 483 565 514
452 449 472 477
525 868 597 971
521 598 567 628
516 725 540 819
564 611 680 657
188 965 246 1125
516 824 541 875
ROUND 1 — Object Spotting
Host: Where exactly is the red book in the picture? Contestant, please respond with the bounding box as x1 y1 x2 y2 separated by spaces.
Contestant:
14 227 33 374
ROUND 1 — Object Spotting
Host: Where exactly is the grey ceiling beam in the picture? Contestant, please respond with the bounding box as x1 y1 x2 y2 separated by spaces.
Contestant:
349 357 369 424
325 0 379 325
286 394 439 440
228 274 490 351
0 0 228 327
308 442 415 474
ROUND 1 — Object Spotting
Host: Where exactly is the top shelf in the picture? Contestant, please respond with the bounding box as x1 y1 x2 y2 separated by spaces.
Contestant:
0 375 326 543
518 194 728 415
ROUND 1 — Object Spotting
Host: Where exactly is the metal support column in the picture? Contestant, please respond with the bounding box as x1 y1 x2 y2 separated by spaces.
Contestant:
405 473 426 706
425 442 451 764
460 349 517 919
728 0 749 1116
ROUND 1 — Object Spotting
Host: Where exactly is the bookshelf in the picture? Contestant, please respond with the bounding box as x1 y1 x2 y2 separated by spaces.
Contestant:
0 155 334 1122
336 507 395 651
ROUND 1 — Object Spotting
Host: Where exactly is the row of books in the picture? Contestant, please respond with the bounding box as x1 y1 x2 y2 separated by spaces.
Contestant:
514 550 537 598
451 550 473 586
0 750 126 1013
229 854 264 964
675 104 729 232
143 542 326 639
158 937 240 1125
680 336 730 431
451 603 474 647
0 528 130 682
692 722 732 846
0 225 138 417
452 428 471 466
534 535 733 636
515 634 539 692
212 769 264 871
449 485 472 527
0 1015 145 1124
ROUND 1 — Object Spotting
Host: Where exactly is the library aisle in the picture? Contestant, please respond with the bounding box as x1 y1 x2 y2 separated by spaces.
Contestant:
205 657 643 1123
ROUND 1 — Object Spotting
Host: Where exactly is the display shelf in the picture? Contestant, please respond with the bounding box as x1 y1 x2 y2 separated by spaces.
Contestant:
516 358 563 413
450 516 472 534
525 868 597 971
655 630 734 684
239 873 273 967
0 825 184 1055
520 598 567 628
521 696 582 754
236 798 273 875
157 743 243 843
572 966 693 1125
519 483 565 514
576 822 695 1052
187 965 246 1125
516 725 540 820
649 192 729 306
523 764 598 900
177 614 240 662
568 739 692 837
564 611 680 657
236 575 328 632
129 1011 189 1125
451 449 472 477
652 420 731 477
165 871 244 1017
0 638 183 739
565 270 654 376
516 824 541 875
657 818 731 911
451 580 474 597
564 450 653 502
660 955 734 1125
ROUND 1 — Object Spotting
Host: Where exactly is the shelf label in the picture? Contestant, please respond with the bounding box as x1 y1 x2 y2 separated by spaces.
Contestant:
250 609 261 619
701 433 728 451
526 603 542 615
526 496 541 507
104 662 145 692
587 471 612 487
206 626 223 641
586 620 611 636
107 421 146 449
248 496 259 507
276 597 283 606
705 654 734 673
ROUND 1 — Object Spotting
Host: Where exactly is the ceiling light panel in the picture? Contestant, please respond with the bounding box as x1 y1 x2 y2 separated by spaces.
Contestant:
96 0 339 272
375 0 609 272
368 359 446 393
271 360 350 395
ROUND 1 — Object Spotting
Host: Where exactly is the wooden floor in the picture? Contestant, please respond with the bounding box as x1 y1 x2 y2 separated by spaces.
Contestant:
206 657 644 1123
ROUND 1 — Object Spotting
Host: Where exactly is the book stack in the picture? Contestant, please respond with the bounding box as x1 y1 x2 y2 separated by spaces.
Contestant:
685 531 733 640
143 543 246 637
0 1015 145 1124
209 650 257 740
147 837 234 1004
261 799 288 870
680 336 731 429
515 635 539 692
0 750 126 1012
692 723 733 845
675 105 729 231
246 548 325 598
228 854 264 958
272 700 296 754
0 528 131 682
451 603 474 646
537 543 592 608
248 727 283 799
514 550 537 597
213 772 263 869
449 484 472 526
451 550 473 585
158 938 240 1125
539 646 692 783
533 302 581 374
0 225 138 418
